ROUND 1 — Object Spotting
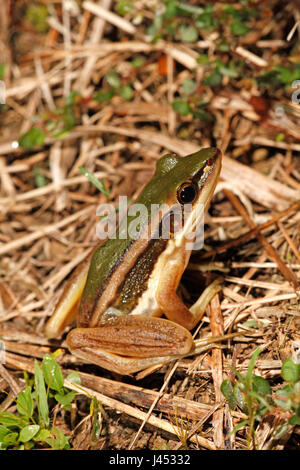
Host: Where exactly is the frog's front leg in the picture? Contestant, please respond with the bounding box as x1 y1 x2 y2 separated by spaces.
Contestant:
156 257 222 331
66 316 194 375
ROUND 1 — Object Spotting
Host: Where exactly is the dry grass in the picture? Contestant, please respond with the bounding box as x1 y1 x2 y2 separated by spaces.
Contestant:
0 0 300 450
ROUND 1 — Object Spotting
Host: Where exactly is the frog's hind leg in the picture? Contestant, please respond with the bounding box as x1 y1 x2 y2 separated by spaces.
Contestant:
66 316 194 375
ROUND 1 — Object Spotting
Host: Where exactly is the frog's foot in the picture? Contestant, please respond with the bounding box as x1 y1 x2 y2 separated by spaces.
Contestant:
66 316 194 375
189 278 223 320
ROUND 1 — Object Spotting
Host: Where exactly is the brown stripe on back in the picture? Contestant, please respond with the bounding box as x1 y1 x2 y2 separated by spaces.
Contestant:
112 236 167 313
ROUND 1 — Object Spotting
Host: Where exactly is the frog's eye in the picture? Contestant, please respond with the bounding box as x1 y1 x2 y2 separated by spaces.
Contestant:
177 182 198 204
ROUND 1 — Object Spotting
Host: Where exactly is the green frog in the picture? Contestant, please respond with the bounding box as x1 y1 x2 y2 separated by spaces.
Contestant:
45 148 225 374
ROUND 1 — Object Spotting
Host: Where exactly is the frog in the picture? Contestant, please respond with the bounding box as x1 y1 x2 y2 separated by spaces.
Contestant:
45 147 226 375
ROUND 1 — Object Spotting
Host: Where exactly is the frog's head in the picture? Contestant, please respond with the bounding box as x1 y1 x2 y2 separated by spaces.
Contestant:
157 147 221 206
139 147 221 206
137 147 222 249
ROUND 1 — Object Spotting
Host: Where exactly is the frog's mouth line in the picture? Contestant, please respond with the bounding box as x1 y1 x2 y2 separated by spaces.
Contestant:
193 148 222 192
198 149 222 211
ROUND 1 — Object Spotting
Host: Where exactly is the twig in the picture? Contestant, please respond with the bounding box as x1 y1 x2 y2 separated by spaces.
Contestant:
0 206 94 256
207 294 225 449
277 220 300 262
64 379 216 450
128 361 180 450
223 188 299 290
83 1 136 35
199 201 300 259
235 46 268 67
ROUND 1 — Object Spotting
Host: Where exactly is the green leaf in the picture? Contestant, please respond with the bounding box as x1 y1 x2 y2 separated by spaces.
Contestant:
246 347 261 385
164 0 177 17
281 358 300 382
2 431 19 448
54 391 76 409
217 42 230 52
147 15 163 38
273 422 289 439
66 90 81 105
218 64 239 78
276 132 285 142
120 85 134 101
34 359 49 428
25 3 49 33
249 391 270 415
241 319 261 329
94 89 115 103
231 20 249 36
52 128 72 140
197 54 210 65
256 72 276 88
90 396 108 421
252 375 272 398
178 25 198 43
224 6 244 20
0 425 14 449
172 100 191 116
131 56 146 68
196 7 217 30
42 354 64 393
272 386 292 410
19 127 45 148
19 424 40 443
192 107 213 122
0 425 11 439
183 79 196 96
33 166 47 188
46 427 70 450
91 397 101 440
230 418 249 436
106 70 121 89
79 166 110 197
221 379 236 409
66 371 81 385
17 386 33 418
289 414 300 425
0 411 27 429
0 63 6 80
274 65 300 84
63 104 76 130
33 428 52 442
233 383 246 411
116 0 134 16
177 3 204 15
203 70 222 87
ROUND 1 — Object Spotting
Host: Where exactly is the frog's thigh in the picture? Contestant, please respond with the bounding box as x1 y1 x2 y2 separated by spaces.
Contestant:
66 316 194 374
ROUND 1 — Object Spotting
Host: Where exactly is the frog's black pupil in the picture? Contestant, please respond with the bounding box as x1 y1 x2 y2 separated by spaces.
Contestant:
178 184 196 203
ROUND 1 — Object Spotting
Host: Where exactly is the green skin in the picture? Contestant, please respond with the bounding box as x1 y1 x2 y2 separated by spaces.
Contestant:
81 148 217 308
